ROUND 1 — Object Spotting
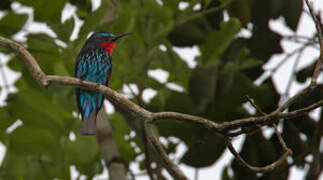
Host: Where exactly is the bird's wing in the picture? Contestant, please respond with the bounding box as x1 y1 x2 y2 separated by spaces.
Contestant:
74 48 112 118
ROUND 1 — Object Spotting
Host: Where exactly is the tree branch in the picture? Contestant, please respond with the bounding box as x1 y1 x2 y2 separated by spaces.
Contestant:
144 123 188 180
1 1 323 176
305 0 323 86
226 96 292 172
0 36 48 86
96 107 128 180
227 140 291 172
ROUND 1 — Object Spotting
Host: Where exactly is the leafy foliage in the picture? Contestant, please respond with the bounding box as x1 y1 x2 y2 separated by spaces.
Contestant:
0 0 318 179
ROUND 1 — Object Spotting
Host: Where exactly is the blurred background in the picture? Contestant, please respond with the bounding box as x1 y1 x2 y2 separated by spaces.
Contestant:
0 0 322 179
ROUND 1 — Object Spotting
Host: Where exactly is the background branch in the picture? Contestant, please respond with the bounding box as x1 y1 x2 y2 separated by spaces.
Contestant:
1 33 321 177
305 0 323 86
96 107 128 180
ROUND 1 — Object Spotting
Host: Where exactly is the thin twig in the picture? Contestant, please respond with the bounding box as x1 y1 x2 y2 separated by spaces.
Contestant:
272 124 289 152
246 95 266 115
226 126 260 137
156 163 166 180
284 35 319 48
246 96 290 153
267 43 309 74
305 0 323 86
144 123 188 180
227 140 291 172
284 49 304 97
227 124 292 173
234 96 292 171
125 83 144 107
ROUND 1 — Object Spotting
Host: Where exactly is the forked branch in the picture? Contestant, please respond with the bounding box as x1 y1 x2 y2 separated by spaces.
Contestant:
0 0 322 179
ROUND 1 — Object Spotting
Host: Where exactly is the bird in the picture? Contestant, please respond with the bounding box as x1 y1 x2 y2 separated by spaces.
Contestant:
75 31 129 135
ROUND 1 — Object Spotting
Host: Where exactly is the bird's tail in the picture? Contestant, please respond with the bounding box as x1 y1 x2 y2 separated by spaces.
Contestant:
81 110 97 135
76 90 104 135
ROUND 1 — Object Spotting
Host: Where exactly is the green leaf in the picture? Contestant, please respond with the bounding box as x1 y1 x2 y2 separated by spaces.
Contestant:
50 17 75 42
16 0 68 22
231 132 281 179
163 0 179 11
70 0 92 19
27 33 60 56
228 0 252 26
54 60 70 76
0 12 28 36
189 66 217 111
7 56 23 72
66 135 102 177
0 108 14 132
296 63 315 83
201 18 241 65
247 28 282 61
168 21 206 46
0 0 11 10
165 92 197 114
9 127 58 155
181 131 226 167
1 145 70 179
6 88 69 134
26 33 61 75
74 0 110 49
282 0 303 30
282 121 307 165
239 58 262 70
0 151 28 179
110 113 136 163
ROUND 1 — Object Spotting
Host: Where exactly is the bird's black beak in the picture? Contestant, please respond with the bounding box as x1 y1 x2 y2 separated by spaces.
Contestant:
112 33 131 42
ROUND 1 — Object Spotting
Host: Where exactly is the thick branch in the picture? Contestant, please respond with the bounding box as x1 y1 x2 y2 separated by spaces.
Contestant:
1 36 321 135
1 3 323 174
0 36 48 86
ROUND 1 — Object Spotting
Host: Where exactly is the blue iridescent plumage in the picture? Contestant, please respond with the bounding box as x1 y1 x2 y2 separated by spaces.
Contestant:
76 49 111 117
75 32 115 135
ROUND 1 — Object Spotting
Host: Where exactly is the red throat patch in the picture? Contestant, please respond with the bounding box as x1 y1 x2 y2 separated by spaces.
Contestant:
101 41 116 54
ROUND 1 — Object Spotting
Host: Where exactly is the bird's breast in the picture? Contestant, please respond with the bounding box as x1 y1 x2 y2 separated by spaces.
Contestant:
77 49 112 85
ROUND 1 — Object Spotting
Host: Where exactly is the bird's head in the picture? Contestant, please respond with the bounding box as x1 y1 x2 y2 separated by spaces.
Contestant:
88 32 130 54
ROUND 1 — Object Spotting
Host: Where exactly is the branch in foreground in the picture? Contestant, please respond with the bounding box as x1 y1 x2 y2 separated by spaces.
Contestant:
0 35 322 177
0 36 48 86
0 36 187 179
224 96 292 172
1 1 323 176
